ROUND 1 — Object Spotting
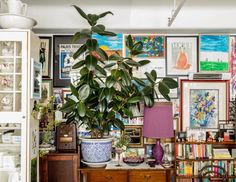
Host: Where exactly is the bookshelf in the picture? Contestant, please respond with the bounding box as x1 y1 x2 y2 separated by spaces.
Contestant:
174 141 236 181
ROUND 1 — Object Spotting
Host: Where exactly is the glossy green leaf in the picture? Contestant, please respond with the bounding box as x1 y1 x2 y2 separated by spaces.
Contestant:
73 44 87 60
144 96 154 107
150 70 157 81
72 5 88 20
127 96 142 104
109 53 121 61
72 30 91 43
113 118 125 130
138 60 150 66
91 24 105 33
78 102 86 117
131 50 145 56
162 78 178 89
104 62 116 69
133 77 146 87
98 31 116 36
120 70 131 86
85 55 98 70
132 42 143 51
70 83 78 98
97 48 108 61
86 39 98 51
106 76 116 88
80 67 89 76
87 14 99 26
95 64 106 76
125 59 141 66
144 72 155 84
60 101 76 113
126 35 134 49
72 60 85 69
98 11 114 18
122 108 133 118
98 88 105 102
158 81 170 99
78 84 90 101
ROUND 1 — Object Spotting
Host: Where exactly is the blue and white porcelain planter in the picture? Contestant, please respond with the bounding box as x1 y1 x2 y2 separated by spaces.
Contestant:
81 137 112 163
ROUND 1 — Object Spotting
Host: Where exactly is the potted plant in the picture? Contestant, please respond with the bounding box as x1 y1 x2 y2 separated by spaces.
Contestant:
60 5 178 165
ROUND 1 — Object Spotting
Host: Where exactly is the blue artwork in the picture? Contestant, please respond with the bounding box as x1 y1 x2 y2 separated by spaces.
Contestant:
92 33 123 56
190 89 219 129
200 35 229 72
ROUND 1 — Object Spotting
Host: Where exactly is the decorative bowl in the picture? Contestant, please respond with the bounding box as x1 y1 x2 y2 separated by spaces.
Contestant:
123 156 144 166
0 13 37 29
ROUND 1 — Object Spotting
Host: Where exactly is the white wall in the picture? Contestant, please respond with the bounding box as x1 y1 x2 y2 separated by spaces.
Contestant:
26 0 236 33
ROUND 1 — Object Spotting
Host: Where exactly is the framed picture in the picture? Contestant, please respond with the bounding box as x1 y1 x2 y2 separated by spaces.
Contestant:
53 35 86 87
166 36 198 76
230 36 236 99
124 34 165 58
180 79 229 131
124 125 143 148
62 89 72 104
199 34 230 72
39 36 52 78
92 33 123 57
53 88 63 106
40 79 52 104
31 59 42 99
145 144 155 158
144 137 156 145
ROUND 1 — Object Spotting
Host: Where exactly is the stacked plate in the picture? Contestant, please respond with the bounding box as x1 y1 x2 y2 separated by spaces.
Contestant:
0 13 37 29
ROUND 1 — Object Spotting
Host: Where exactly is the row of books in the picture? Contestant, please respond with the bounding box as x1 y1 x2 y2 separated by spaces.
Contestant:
176 178 236 182
176 144 213 159
177 160 236 176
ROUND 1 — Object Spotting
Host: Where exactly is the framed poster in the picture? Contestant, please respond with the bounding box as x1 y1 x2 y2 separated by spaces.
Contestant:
180 80 229 131
40 79 52 104
166 36 198 76
124 34 165 58
62 89 72 104
92 33 123 56
199 34 230 72
31 59 42 99
39 36 52 78
53 35 86 87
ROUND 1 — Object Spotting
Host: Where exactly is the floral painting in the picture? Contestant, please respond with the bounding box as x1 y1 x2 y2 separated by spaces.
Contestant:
124 35 165 58
190 89 219 129
199 35 229 72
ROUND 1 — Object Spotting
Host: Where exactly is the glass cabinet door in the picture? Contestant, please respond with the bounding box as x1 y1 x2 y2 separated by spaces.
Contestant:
0 41 22 112
0 123 22 182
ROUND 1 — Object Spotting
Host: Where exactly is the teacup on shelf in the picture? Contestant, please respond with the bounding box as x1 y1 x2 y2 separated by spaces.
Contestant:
1 94 13 111
0 62 14 73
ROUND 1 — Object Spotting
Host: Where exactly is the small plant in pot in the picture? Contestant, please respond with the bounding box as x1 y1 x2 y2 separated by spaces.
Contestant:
60 5 178 166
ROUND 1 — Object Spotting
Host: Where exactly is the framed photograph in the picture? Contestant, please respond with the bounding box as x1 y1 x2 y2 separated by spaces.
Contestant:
53 35 86 87
145 144 155 158
40 79 52 104
199 34 230 72
31 59 42 99
180 79 229 131
124 34 165 58
124 125 143 148
53 88 63 106
144 137 156 145
62 89 72 104
166 36 198 76
39 36 52 78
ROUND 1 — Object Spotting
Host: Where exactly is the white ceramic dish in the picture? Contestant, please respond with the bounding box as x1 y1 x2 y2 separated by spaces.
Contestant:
81 159 112 168
0 13 37 29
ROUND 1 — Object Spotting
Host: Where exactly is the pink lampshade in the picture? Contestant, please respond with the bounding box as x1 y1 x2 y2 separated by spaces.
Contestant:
143 102 174 138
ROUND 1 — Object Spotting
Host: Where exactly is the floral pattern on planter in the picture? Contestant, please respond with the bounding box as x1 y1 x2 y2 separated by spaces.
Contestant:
81 141 112 163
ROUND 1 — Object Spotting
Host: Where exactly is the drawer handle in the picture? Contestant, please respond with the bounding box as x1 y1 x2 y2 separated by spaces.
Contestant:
144 175 151 179
106 176 112 180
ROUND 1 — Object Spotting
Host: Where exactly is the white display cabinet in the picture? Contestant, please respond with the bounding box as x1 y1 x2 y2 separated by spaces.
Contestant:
0 30 40 182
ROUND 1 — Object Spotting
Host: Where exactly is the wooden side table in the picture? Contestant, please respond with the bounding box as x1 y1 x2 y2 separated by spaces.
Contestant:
40 151 80 182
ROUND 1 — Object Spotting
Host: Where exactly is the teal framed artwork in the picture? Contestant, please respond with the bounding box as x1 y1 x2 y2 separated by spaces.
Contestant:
199 34 230 72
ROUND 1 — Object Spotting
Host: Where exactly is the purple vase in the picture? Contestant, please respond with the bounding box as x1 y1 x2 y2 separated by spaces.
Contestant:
153 139 164 164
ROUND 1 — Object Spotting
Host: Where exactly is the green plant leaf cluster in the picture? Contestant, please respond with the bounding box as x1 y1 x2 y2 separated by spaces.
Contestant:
60 5 178 138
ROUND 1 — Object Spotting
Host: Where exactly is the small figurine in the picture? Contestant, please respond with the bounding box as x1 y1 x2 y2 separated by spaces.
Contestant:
1 94 13 111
